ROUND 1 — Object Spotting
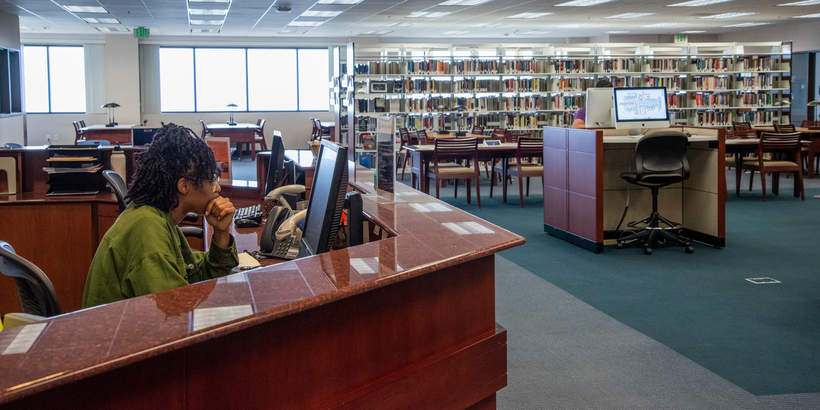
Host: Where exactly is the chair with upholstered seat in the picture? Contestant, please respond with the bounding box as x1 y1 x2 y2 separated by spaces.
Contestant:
491 137 543 207
428 138 481 207
616 130 694 255
0 240 61 328
254 119 268 152
774 123 796 133
743 132 804 201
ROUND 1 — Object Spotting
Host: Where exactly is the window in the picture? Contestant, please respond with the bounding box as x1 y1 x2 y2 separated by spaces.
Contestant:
23 45 86 113
158 47 329 112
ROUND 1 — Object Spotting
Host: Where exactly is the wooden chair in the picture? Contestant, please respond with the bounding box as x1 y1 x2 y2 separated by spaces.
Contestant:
801 120 820 128
254 119 268 151
428 138 481 207
199 120 211 139
416 129 430 145
731 121 752 131
397 128 412 180
485 128 508 178
310 118 321 141
471 125 484 135
773 123 796 133
801 121 820 176
78 120 86 129
725 128 758 196
490 137 543 207
743 132 804 200
73 121 84 144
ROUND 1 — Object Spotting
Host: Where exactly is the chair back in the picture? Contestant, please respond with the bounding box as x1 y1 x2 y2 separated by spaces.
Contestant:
256 119 266 136
399 128 411 146
516 137 543 159
200 120 209 139
0 241 61 317
433 138 478 164
416 129 430 144
491 127 507 140
311 118 321 140
731 121 752 131
73 121 83 143
78 120 86 128
727 129 756 139
634 130 690 180
102 170 129 212
471 125 484 135
773 123 796 133
759 132 802 153
801 120 820 128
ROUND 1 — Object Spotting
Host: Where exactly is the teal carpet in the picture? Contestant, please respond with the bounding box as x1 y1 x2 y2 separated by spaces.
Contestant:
437 185 820 396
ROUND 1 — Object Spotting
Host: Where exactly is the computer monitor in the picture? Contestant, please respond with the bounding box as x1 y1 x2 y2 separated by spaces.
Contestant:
264 133 285 195
132 128 158 146
299 140 348 257
585 87 614 128
613 87 670 131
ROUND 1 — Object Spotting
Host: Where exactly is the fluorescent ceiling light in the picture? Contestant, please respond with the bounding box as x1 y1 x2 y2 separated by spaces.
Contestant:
192 28 219 33
96 17 119 24
288 20 325 26
408 11 452 18
188 0 230 2
668 0 733 6
317 0 363 3
470 22 502 27
95 26 128 32
83 17 99 23
443 30 469 35
190 19 224 25
607 12 654 18
778 0 820 5
555 0 616 6
794 13 820 17
506 12 553 18
682 30 706 33
645 22 685 27
63 5 108 13
301 10 343 17
724 22 769 27
701 12 756 19
607 30 630 33
188 9 229 15
439 0 493 5
519 31 551 35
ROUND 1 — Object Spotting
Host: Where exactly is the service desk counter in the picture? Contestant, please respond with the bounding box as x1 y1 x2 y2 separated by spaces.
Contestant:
543 126 726 252
0 168 524 410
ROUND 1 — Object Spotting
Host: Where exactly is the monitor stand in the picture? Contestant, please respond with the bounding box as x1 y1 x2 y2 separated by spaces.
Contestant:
627 128 642 136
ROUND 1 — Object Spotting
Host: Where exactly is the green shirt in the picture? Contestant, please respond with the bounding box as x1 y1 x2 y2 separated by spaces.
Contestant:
82 204 238 308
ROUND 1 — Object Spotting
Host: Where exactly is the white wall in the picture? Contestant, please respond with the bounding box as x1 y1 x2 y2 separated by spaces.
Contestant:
0 10 23 146
719 21 820 53
104 35 140 125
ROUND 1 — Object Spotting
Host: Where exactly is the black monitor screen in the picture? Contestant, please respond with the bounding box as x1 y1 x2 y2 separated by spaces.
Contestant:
132 128 158 146
301 141 348 256
264 133 285 195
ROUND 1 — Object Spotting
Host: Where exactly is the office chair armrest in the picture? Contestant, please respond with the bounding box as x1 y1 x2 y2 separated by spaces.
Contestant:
180 226 205 239
183 212 199 223
3 312 47 328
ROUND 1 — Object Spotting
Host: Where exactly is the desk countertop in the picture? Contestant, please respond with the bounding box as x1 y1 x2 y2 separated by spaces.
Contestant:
0 192 117 205
603 134 718 144
206 123 258 129
0 168 524 404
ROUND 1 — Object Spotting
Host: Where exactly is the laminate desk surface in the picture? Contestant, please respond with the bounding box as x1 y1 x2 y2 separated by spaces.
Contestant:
0 167 524 404
754 126 820 134
407 142 517 152
428 132 489 140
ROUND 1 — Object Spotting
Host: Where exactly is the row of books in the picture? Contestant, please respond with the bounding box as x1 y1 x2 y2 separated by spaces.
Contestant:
669 110 789 126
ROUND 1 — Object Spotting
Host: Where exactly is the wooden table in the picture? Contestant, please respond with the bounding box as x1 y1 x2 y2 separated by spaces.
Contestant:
78 124 135 145
406 143 519 200
0 167 524 410
725 138 760 196
428 132 490 140
207 123 259 160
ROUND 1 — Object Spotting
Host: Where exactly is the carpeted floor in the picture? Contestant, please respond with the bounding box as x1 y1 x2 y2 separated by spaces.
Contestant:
431 172 820 397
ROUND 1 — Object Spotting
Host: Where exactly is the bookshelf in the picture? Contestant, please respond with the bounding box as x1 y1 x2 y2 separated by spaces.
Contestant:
350 42 791 134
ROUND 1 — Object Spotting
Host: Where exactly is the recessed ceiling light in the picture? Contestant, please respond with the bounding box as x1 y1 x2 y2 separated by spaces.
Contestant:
555 0 616 6
64 5 108 13
97 17 120 24
317 0 363 3
288 20 325 26
506 12 553 18
188 0 230 3
701 12 756 19
470 22 503 27
439 0 492 5
191 28 219 33
668 0 733 6
443 30 469 35
645 22 686 27
682 30 706 33
607 12 654 18
408 11 452 18
607 30 630 33
95 26 128 32
301 10 343 17
778 0 820 5
83 17 99 23
188 9 228 15
189 19 224 25
794 12 820 17
518 31 551 35
724 22 769 27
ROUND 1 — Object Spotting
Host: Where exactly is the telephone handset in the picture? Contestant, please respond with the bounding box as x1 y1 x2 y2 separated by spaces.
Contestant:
259 184 307 259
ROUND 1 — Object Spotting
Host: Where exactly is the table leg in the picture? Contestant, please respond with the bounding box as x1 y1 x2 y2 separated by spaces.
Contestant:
735 152 742 197
502 157 508 203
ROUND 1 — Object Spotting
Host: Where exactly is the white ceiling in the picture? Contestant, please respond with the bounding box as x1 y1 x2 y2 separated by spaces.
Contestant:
3 0 820 39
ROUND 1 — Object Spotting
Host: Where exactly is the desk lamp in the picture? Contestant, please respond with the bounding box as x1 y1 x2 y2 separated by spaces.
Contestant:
102 102 120 127
226 103 238 126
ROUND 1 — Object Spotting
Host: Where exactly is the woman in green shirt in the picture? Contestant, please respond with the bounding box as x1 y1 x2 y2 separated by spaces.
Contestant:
82 124 239 308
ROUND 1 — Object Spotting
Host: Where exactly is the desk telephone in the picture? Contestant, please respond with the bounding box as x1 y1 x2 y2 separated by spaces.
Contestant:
259 185 306 259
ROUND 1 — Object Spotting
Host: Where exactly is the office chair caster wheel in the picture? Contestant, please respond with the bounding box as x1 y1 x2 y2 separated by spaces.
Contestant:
616 242 624 249
643 247 652 255
685 245 694 254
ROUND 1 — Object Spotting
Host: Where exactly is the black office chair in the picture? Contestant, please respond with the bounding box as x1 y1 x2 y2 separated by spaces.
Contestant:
0 240 61 327
617 130 694 255
102 170 204 239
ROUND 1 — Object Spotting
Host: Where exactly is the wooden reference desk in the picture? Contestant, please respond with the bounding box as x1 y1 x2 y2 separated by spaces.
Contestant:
79 124 135 145
0 167 524 410
0 146 147 313
207 123 259 160
543 126 726 252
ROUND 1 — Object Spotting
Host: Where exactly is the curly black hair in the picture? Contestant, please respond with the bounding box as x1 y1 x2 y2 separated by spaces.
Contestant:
126 123 219 212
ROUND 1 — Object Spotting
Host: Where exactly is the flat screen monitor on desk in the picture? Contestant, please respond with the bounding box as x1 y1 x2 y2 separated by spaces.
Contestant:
585 87 614 128
264 133 285 195
132 128 158 146
299 140 348 257
613 87 669 132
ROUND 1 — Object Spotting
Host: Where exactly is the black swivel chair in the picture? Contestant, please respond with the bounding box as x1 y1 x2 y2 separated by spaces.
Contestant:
0 240 61 327
617 130 694 255
102 170 204 239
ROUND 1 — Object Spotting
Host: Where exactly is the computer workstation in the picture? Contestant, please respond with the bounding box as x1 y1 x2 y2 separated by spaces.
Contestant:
544 87 726 252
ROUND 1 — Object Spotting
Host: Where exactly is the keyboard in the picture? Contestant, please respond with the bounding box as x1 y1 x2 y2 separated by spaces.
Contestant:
234 204 263 226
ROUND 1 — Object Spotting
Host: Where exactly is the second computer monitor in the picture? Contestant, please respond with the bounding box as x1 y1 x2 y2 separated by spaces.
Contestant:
264 132 285 195
613 87 670 130
585 87 614 128
300 140 348 257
